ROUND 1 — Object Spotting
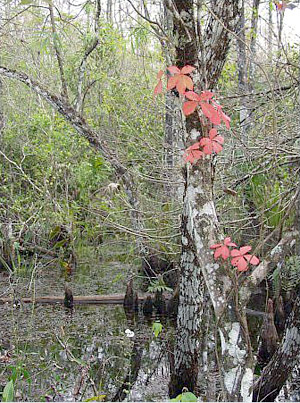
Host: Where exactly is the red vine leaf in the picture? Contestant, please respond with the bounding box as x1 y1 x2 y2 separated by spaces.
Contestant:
167 65 181 74
200 90 214 101
180 65 196 74
201 102 221 125
157 70 164 80
183 91 215 116
183 100 199 116
231 246 260 272
183 142 203 164
212 101 231 128
154 80 163 95
153 70 164 96
200 128 224 155
167 65 195 95
210 237 237 260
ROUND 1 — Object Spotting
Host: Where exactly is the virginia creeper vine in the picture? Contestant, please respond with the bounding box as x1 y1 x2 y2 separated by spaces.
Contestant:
154 65 260 273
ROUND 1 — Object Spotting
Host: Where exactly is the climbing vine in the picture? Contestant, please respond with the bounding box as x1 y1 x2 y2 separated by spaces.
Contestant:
154 65 230 164
154 65 260 272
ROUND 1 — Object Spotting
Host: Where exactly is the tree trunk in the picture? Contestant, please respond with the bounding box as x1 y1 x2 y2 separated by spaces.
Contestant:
165 1 254 401
253 288 300 402
162 2 185 199
237 0 249 143
0 79 3 135
268 1 273 63
249 0 260 85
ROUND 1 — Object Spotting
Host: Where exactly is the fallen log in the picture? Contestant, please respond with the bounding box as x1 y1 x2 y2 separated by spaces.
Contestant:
0 293 164 305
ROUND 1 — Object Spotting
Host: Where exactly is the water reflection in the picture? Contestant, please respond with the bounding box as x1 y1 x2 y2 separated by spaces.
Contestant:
0 264 173 402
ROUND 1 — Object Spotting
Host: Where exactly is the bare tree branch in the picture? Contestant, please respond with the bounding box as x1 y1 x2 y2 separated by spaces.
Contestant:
48 0 69 101
75 0 101 113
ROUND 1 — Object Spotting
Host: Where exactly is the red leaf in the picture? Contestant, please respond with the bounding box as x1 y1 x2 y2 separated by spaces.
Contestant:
240 246 252 255
185 91 201 101
224 237 237 247
183 101 198 116
231 256 249 272
183 75 194 90
188 142 201 150
212 142 223 154
176 76 186 94
201 103 221 125
176 75 193 94
231 249 240 257
244 255 260 265
214 135 224 145
167 75 179 90
157 70 164 80
184 149 203 164
230 245 259 272
210 237 236 260
154 80 163 95
200 129 223 155
180 65 195 74
184 142 203 164
200 137 213 155
167 65 180 74
210 111 222 126
200 91 214 101
214 245 230 260
209 128 218 139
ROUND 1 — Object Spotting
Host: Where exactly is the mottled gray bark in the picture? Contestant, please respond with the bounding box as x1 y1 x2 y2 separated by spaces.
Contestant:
253 288 300 401
166 1 253 400
162 2 184 199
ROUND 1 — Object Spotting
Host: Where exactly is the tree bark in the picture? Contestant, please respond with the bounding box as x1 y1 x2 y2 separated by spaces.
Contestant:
165 1 254 401
249 0 260 85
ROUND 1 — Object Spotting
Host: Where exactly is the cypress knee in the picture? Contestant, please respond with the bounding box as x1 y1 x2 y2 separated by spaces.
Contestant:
143 296 153 316
275 295 285 336
167 285 179 317
124 279 136 311
257 299 279 368
154 290 166 315
64 284 74 309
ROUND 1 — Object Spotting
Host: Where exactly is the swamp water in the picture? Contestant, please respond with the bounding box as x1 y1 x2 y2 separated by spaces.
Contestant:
0 253 173 402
